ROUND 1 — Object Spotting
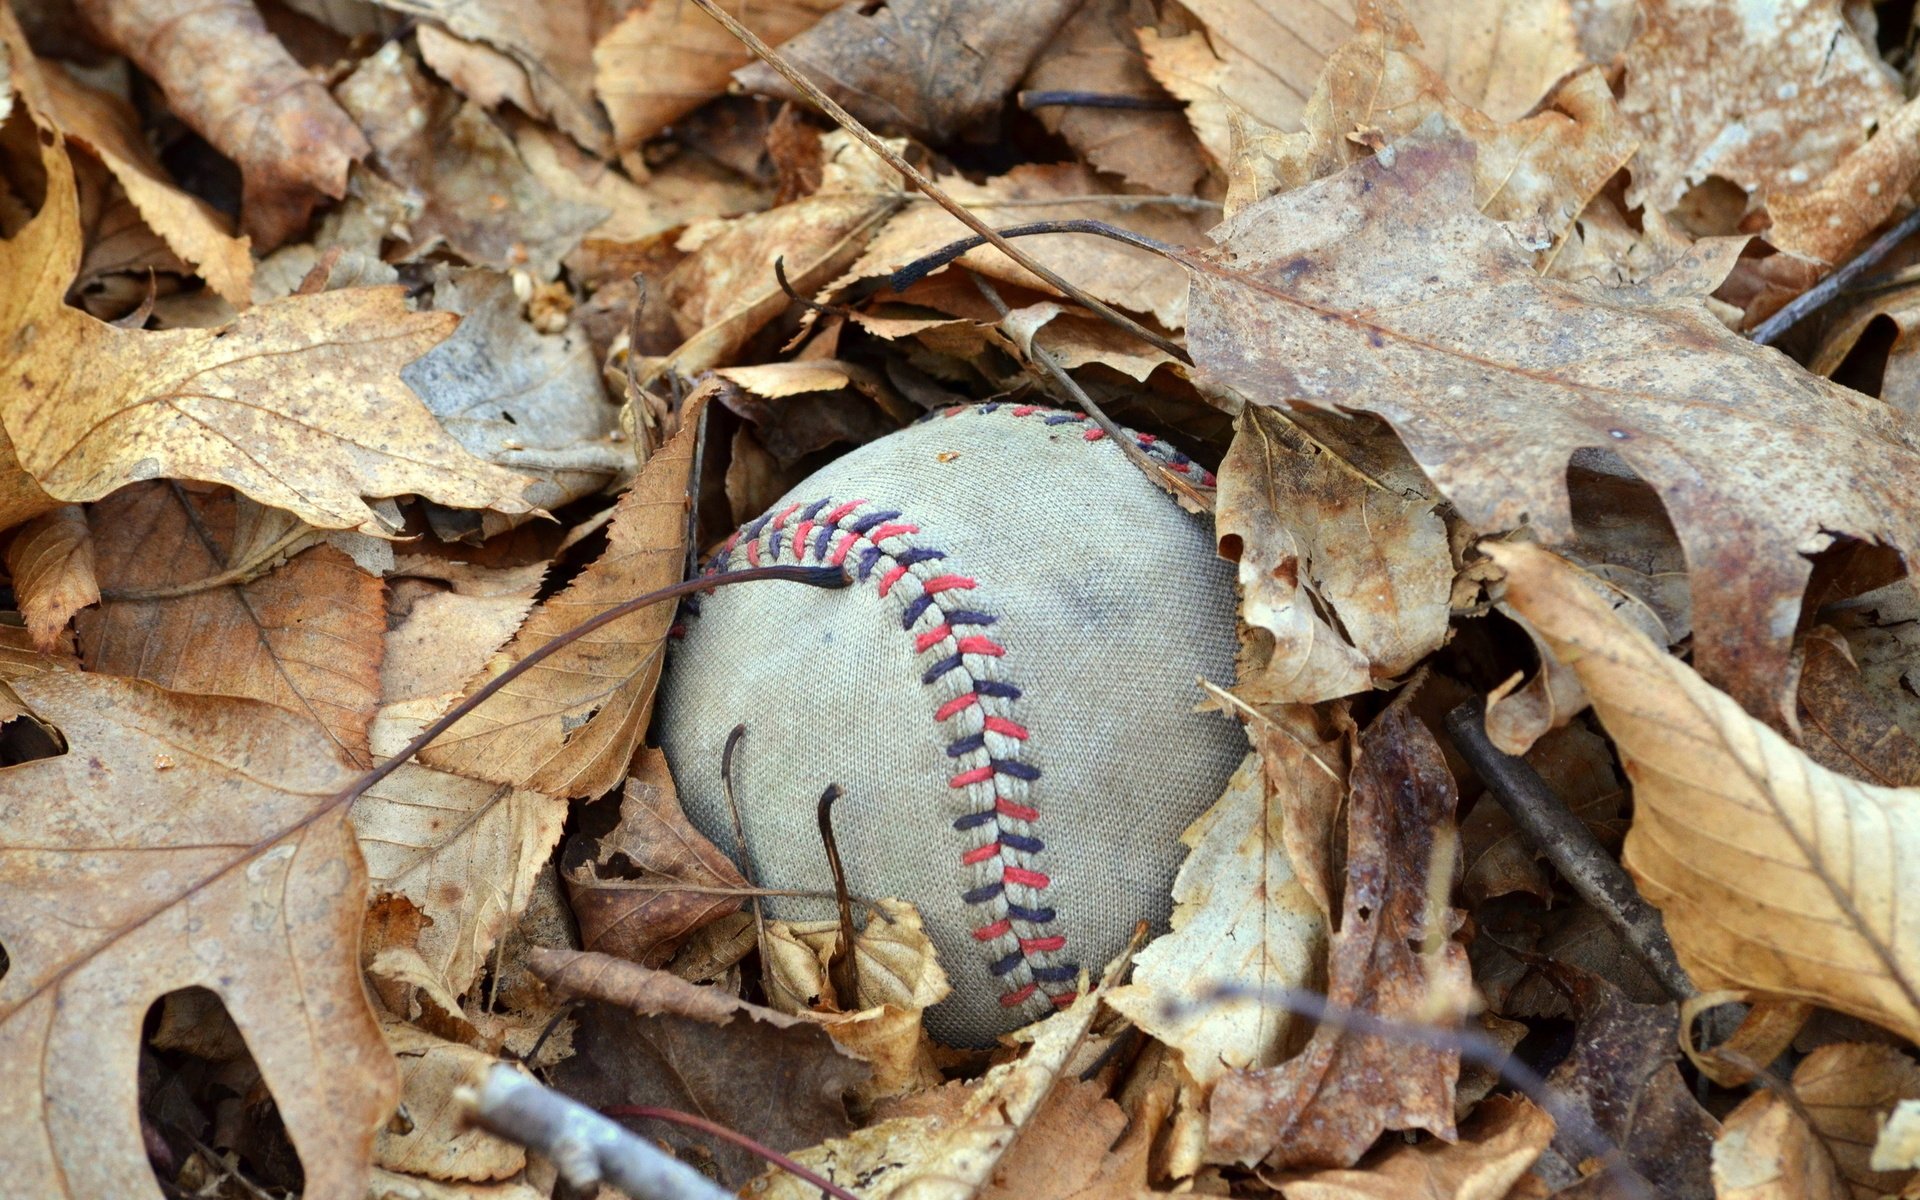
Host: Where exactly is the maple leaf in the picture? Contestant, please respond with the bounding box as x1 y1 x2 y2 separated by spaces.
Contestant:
1186 125 1920 721
0 108 532 535
0 671 392 1200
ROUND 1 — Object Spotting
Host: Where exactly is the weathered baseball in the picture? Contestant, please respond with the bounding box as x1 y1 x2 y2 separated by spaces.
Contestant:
658 403 1242 1044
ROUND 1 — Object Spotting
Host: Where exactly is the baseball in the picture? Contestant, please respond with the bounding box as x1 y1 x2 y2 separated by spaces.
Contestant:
658 403 1243 1044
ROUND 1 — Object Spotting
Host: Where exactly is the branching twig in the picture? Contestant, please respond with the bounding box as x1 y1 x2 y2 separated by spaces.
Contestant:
1444 700 1696 1003
684 0 1191 365
459 1066 734 1200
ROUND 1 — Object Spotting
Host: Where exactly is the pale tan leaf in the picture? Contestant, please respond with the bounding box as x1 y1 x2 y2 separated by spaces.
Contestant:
1186 124 1920 721
1107 752 1328 1088
419 391 705 797
1493 541 1920 1043
6 504 97 651
0 108 532 533
374 1022 526 1183
0 671 393 1199
77 483 387 769
593 0 840 152
1712 1043 1920 1200
714 362 854 398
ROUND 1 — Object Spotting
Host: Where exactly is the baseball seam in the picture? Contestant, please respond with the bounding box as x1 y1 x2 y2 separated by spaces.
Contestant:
681 403 1213 1014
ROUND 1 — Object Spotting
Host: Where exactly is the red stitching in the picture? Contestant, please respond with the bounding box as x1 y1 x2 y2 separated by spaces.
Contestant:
956 635 1004 656
1020 935 1066 953
935 692 977 720
746 539 761 567
915 624 952 652
950 765 994 787
1004 866 1050 888
983 716 1028 739
867 522 917 541
795 520 814 550
1083 427 1105 441
827 533 857 567
825 499 865 523
961 842 1000 865
1000 982 1039 1006
921 574 976 594
877 564 910 597
1050 991 1077 1007
772 502 803 528
973 919 1011 940
996 797 1039 821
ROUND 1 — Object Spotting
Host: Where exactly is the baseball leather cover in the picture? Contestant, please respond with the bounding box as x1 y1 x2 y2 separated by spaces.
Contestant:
657 403 1243 1044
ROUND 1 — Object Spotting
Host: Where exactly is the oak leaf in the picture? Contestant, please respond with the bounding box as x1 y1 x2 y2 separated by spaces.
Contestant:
0 108 532 534
1186 125 1920 721
1494 540 1920 1044
419 391 705 797
0 671 393 1200
1713 1043 1920 1200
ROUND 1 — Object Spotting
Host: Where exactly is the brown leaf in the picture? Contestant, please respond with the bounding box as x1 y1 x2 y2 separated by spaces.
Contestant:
380 0 612 155
6 504 98 650
1715 1043 1920 1200
1217 407 1451 705
1620 0 1901 218
1106 751 1328 1087
1494 540 1920 1046
334 45 607 280
534 948 870 1188
0 105 532 534
734 0 1082 142
76 483 386 769
593 0 841 153
1019 0 1211 195
1768 95 1920 267
1207 703 1471 1169
419 390 704 797
0 13 252 303
0 671 394 1198
374 1021 526 1183
1797 627 1920 788
1186 125 1920 721
1271 1094 1556 1200
1459 722 1624 904
73 0 371 248
566 748 749 968
1138 2 1354 158
1531 967 1718 1199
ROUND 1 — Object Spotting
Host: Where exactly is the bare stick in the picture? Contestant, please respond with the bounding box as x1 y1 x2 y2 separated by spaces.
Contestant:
1444 700 1695 1002
1018 89 1185 112
685 0 1190 365
334 565 847 806
892 218 1184 293
966 271 1213 512
1749 204 1920 345
607 1105 863 1200
817 783 860 1008
459 1066 733 1200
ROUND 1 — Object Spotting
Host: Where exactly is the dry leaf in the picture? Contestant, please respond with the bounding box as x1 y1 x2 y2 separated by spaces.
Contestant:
1767 95 1920 267
0 670 393 1199
1106 751 1328 1087
734 0 1083 142
1140 1 1354 156
1621 0 1901 217
1208 704 1471 1169
0 105 532 534
73 0 370 248
1186 124 1920 721
1271 1094 1556 1200
77 483 387 769
374 1022 525 1183
566 748 749 968
1714 1043 1920 1200
1494 540 1920 1045
593 0 841 153
1400 0 1587 122
420 391 704 797
1798 627 1920 788
0 13 252 302
6 504 97 650
1459 721 1624 904
335 44 607 280
1217 407 1451 705
1019 0 1211 196
535 948 870 1188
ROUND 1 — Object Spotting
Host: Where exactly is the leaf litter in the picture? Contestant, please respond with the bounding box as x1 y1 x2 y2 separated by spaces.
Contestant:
6 0 1920 1197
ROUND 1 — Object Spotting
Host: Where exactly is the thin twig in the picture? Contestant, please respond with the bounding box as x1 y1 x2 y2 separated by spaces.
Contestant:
892 218 1185 293
719 724 772 976
685 0 1191 365
607 1106 865 1200
459 1066 733 1200
1444 700 1696 1003
1749 204 1920 345
817 783 860 1008
913 193 1219 212
774 254 857 317
966 271 1213 512
1017 89 1186 112
332 565 847 806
